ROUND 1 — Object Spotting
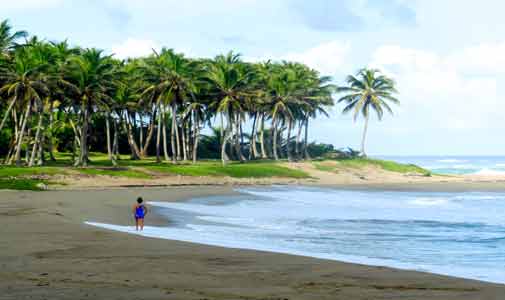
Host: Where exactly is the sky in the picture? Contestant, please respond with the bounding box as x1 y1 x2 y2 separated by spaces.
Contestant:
2 0 505 155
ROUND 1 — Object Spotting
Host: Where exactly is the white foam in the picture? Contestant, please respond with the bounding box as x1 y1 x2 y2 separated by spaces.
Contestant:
85 220 505 284
408 197 450 206
437 159 467 163
473 168 505 176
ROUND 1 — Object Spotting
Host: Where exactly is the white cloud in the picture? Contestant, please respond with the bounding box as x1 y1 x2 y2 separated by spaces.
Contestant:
111 38 159 59
446 42 505 74
282 40 351 75
370 45 501 130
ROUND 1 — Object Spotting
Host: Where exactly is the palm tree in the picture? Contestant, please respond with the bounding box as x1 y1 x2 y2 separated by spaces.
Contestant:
63 48 117 166
0 20 28 133
204 51 251 165
298 69 335 160
337 68 399 157
0 44 50 166
0 20 27 56
141 48 198 163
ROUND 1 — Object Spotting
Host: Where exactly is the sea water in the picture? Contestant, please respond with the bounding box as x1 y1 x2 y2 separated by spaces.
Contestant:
87 186 505 284
381 155 505 175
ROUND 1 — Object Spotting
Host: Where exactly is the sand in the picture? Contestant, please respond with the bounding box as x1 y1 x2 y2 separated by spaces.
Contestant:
50 161 505 191
1 186 504 300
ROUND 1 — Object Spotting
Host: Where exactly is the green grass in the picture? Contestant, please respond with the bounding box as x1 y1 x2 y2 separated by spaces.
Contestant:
76 167 152 179
316 158 431 176
0 178 46 190
0 166 63 178
145 161 309 178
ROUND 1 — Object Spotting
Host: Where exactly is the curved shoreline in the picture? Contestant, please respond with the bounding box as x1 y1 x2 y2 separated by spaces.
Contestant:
1 186 504 299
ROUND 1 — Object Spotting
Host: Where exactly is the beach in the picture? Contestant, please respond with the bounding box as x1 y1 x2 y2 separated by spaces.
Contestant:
1 186 504 300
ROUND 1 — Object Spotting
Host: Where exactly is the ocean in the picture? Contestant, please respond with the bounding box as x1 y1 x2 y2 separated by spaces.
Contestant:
87 185 505 284
380 155 505 175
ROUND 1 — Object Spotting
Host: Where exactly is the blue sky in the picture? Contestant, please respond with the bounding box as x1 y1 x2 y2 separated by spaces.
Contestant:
2 0 505 155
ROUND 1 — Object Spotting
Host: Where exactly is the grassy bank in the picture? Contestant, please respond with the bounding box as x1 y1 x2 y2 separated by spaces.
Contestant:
0 153 433 190
0 153 310 190
315 158 431 176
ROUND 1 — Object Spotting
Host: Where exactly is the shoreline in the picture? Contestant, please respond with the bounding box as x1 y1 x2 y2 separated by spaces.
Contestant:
2 186 504 299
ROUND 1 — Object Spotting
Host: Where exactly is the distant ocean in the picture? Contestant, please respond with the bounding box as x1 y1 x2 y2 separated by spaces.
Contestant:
87 185 505 284
379 156 505 175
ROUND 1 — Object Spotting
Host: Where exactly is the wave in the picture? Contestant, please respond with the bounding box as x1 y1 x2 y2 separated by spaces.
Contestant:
436 159 468 163
408 197 450 206
473 168 505 176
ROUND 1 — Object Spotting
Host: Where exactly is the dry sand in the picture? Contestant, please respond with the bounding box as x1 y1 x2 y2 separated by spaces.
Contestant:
50 161 505 191
1 186 504 300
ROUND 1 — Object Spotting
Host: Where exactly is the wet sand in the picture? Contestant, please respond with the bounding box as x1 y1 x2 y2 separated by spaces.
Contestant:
1 186 504 299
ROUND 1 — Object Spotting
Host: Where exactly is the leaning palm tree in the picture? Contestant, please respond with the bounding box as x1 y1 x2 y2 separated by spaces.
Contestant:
0 44 50 166
337 68 399 157
63 48 117 167
141 48 198 163
204 52 251 165
0 19 27 56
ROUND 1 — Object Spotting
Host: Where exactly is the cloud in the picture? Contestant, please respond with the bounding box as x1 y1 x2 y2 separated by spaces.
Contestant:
289 0 362 31
446 42 505 74
370 45 501 130
283 40 351 75
111 38 159 59
289 0 416 32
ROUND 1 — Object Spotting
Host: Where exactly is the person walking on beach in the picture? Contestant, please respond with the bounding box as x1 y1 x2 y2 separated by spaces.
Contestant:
133 197 148 231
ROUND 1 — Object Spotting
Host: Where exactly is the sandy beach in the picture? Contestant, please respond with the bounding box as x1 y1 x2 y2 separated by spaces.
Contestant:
1 186 504 300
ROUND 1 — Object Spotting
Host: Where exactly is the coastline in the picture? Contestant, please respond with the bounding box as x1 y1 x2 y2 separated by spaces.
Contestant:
1 186 504 299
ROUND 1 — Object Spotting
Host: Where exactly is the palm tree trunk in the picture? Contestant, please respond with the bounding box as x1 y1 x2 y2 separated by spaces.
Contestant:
361 115 369 157
295 120 303 160
219 113 229 162
304 117 310 160
106 114 112 160
259 114 267 159
239 120 245 161
221 115 232 166
172 103 181 161
286 118 293 162
181 122 188 161
112 118 119 163
79 101 90 167
156 105 162 163
272 117 279 160
28 108 43 167
234 114 244 162
37 120 46 166
192 111 199 164
47 102 56 161
139 116 144 151
170 104 177 163
162 108 170 161
140 111 155 157
220 113 224 145
124 112 141 160
25 127 31 163
249 112 259 159
0 97 16 133
14 100 32 166
186 120 191 160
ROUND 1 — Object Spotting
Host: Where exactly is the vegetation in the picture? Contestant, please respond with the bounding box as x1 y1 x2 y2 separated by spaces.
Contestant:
0 178 46 190
0 20 409 190
146 161 309 178
0 19 344 168
315 158 430 176
337 69 399 157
